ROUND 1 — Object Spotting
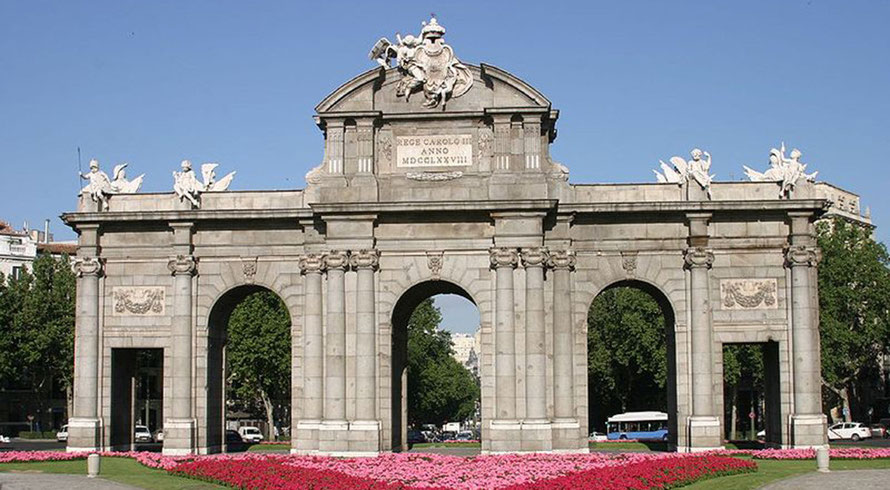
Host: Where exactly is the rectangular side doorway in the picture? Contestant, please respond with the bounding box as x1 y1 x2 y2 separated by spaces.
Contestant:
109 348 164 451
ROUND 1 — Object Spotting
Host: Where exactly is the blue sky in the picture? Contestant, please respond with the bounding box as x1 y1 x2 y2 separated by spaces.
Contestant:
1 1 887 331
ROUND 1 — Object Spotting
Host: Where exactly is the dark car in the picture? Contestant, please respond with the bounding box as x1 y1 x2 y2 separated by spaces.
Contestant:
225 429 248 452
407 430 426 445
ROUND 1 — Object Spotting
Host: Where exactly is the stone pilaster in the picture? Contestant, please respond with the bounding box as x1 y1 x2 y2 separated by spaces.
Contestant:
547 250 581 450
325 120 345 175
164 254 197 455
299 254 325 424
521 248 548 422
492 116 512 171
323 251 349 424
67 256 104 452
350 250 379 423
786 235 827 447
523 120 541 170
489 247 520 451
683 246 722 450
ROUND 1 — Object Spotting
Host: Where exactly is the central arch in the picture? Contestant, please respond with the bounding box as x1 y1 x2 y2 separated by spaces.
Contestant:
389 280 479 452
586 279 678 447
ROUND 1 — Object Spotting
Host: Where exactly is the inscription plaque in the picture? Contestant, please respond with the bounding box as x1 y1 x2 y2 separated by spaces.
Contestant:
396 134 473 168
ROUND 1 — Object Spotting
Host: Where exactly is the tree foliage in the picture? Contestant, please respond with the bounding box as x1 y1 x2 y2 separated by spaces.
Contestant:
587 286 667 430
0 254 76 415
407 298 479 427
817 218 890 421
226 290 291 437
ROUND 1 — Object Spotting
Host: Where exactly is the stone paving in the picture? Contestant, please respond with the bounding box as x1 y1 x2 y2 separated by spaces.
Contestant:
762 469 890 489
0 472 138 489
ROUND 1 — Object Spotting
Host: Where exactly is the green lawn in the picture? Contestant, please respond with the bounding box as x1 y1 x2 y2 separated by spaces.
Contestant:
684 457 890 490
247 444 291 452
410 441 482 448
0 456 222 489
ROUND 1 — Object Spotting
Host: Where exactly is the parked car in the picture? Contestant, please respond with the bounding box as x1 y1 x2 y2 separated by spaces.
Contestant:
407 430 426 444
134 425 153 443
454 431 474 441
756 429 766 439
225 429 248 452
588 431 608 442
238 426 264 443
0 434 10 444
827 422 872 441
869 424 888 439
57 425 68 442
153 429 164 443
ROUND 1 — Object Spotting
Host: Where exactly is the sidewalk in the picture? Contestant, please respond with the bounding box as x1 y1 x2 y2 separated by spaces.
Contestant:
762 469 890 489
0 472 138 489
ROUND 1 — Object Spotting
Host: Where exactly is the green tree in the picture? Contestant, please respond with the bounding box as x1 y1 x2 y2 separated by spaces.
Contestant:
226 290 291 439
817 218 890 421
722 344 763 440
0 254 76 423
407 299 479 427
587 287 667 430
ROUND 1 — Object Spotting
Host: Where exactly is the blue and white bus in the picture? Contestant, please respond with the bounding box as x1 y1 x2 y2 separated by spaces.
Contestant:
606 411 669 441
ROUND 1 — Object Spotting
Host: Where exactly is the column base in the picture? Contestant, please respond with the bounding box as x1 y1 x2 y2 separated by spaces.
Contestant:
551 418 586 452
791 413 827 448
162 418 196 455
685 416 723 451
66 417 102 452
314 420 381 454
520 419 552 452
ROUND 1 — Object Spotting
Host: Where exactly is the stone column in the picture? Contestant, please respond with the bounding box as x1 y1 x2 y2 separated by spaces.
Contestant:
299 254 325 422
490 248 519 421
67 256 103 452
164 254 197 455
786 213 827 447
547 250 575 422
684 246 722 450
522 248 548 422
323 251 349 424
351 250 379 423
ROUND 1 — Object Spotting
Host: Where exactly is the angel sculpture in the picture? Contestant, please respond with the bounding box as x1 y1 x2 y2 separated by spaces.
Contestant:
110 163 144 194
79 159 114 210
743 143 817 198
173 160 236 207
369 17 473 108
653 148 715 198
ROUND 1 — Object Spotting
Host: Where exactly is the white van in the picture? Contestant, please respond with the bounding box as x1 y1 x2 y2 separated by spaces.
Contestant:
238 426 264 443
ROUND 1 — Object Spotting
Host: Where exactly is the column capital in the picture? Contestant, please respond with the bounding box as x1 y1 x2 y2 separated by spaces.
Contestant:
74 256 104 277
349 249 379 270
785 245 821 268
324 250 350 271
683 247 714 269
167 254 197 276
521 247 549 268
490 247 519 269
298 253 326 274
546 249 576 270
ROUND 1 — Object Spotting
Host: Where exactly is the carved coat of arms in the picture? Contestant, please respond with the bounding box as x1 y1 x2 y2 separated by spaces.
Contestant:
370 17 473 108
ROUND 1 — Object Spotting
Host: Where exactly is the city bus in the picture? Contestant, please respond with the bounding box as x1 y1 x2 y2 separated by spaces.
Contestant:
605 411 669 441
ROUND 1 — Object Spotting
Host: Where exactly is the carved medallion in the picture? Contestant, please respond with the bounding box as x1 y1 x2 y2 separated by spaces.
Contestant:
241 257 258 283
377 133 393 162
112 287 165 316
426 251 444 280
620 251 638 276
720 279 778 310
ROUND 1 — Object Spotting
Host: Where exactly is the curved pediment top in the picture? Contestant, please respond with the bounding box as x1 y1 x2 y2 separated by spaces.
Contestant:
315 63 552 116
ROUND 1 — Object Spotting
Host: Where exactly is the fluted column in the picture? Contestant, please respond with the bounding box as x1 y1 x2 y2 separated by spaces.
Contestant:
299 254 325 422
67 256 103 452
164 254 197 455
547 250 575 421
490 247 519 420
522 248 548 422
685 247 716 417
351 250 379 423
324 250 349 422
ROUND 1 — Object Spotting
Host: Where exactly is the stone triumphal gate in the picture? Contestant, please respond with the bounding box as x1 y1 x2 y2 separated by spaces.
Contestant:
65 19 828 455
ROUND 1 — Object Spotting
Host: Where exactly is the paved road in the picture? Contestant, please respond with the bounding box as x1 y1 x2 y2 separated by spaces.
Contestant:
762 469 890 489
832 438 890 448
0 472 138 489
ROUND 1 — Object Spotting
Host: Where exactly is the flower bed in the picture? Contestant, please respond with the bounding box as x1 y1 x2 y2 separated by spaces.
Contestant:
752 447 890 460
